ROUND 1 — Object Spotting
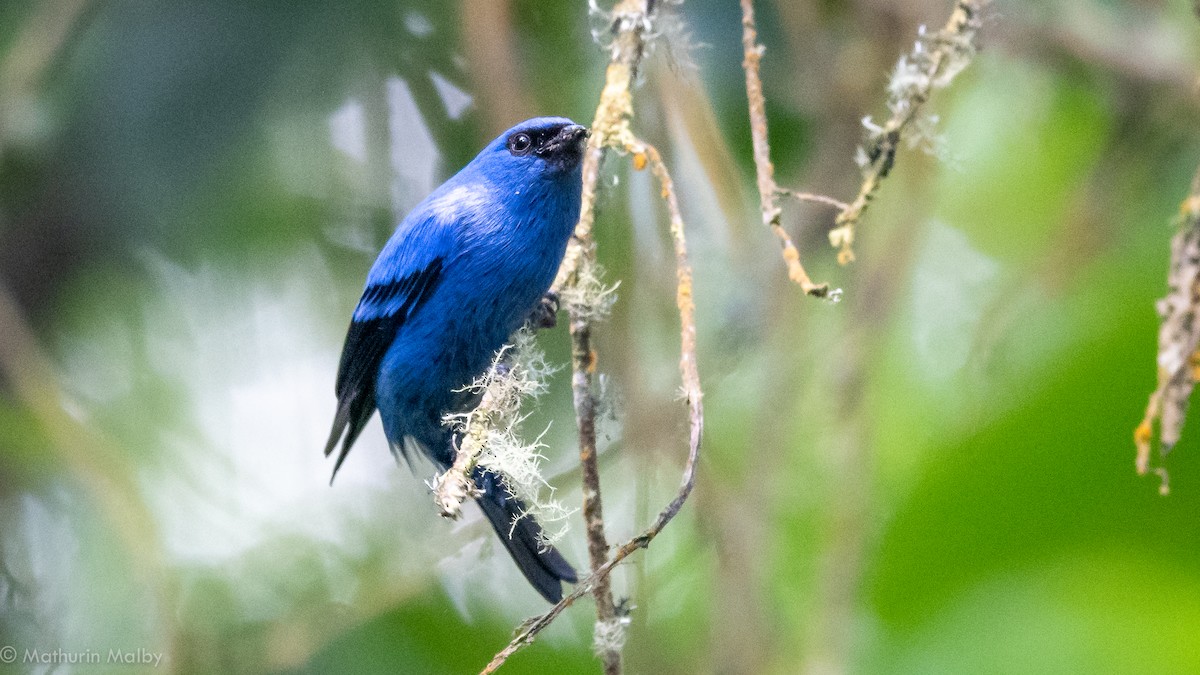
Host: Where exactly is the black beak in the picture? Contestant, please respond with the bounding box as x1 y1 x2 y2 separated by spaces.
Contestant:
541 124 590 158
562 124 589 146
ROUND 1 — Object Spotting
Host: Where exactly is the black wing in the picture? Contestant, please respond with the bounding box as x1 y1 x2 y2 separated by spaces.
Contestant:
324 258 443 482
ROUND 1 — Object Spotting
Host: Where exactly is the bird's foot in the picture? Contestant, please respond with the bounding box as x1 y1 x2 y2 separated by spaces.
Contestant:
527 291 559 330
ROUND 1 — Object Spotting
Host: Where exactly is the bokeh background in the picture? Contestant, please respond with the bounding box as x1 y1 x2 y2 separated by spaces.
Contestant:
2 0 1200 673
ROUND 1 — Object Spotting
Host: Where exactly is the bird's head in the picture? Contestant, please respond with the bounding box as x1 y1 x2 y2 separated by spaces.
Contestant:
479 117 590 178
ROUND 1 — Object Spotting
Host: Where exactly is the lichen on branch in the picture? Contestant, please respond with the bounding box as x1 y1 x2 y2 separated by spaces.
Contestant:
829 0 985 265
433 329 573 545
1136 166 1200 495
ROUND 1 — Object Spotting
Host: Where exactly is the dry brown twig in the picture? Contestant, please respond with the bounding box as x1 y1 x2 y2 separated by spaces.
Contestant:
741 0 984 279
479 0 704 673
1136 166 1200 495
739 0 844 298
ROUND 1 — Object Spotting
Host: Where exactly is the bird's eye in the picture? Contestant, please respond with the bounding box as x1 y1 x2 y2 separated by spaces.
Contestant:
508 133 533 156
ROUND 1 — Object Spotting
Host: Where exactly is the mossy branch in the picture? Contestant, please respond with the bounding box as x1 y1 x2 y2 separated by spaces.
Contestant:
482 0 704 672
434 331 573 543
1136 165 1200 495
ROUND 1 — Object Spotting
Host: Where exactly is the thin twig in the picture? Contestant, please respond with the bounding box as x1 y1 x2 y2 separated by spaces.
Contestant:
828 0 984 264
776 188 849 213
636 139 704 526
739 0 832 298
1132 0 1200 495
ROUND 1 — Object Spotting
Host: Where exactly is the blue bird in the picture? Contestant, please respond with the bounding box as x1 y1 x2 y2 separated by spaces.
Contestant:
324 117 588 602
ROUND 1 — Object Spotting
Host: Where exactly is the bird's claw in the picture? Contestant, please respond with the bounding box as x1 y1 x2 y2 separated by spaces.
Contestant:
527 291 559 329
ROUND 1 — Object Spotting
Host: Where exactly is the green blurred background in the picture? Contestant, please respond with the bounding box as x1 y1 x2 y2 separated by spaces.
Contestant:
2 0 1200 673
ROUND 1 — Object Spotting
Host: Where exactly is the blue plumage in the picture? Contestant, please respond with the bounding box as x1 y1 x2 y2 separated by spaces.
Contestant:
325 117 588 602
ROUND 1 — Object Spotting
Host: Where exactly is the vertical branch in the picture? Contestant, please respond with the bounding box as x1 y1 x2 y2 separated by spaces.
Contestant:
1134 5 1200 493
739 0 838 298
1136 165 1200 494
569 313 620 675
553 0 650 291
483 2 706 672
553 1 658 672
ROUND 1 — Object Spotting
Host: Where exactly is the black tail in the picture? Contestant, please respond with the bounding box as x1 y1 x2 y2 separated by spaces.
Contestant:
473 469 578 603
